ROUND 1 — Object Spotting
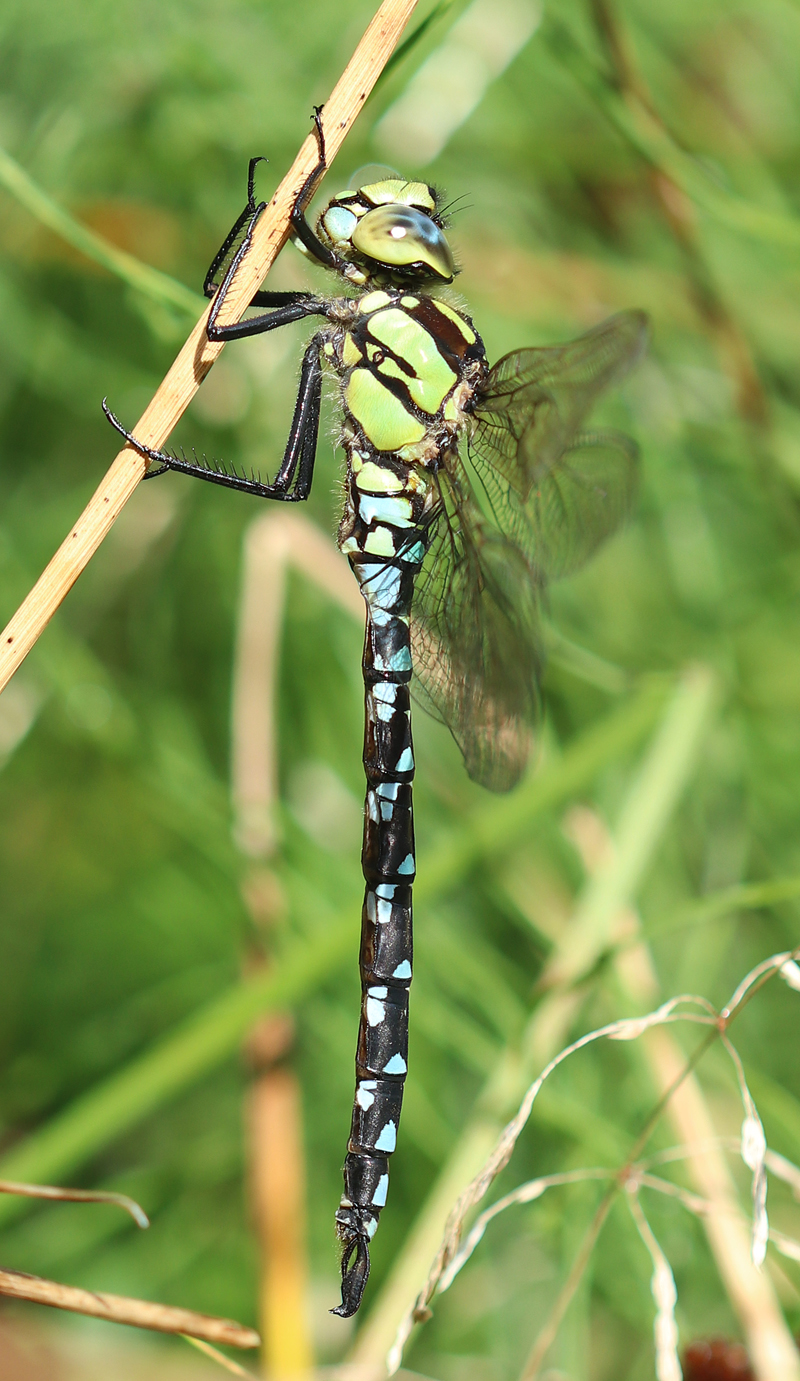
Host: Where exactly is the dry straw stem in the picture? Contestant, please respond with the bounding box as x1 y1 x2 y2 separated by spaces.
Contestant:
0 1176 148 1227
0 0 419 698
232 511 363 1373
183 1335 261 1378
248 1066 312 1377
232 511 363 857
0 1265 260 1349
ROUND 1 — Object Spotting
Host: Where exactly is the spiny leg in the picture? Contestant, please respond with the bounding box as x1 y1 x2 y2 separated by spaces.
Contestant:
203 159 319 316
206 109 343 342
203 156 269 301
102 330 324 502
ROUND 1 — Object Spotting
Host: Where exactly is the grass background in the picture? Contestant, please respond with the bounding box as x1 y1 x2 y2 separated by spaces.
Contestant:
0 0 799 1376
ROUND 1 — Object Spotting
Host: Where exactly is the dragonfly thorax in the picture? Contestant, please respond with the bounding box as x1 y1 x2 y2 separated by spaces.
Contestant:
316 178 456 286
331 289 486 463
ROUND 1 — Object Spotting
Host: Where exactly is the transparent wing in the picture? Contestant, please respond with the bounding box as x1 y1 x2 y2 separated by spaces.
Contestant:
409 311 647 792
472 427 640 581
473 310 647 499
410 464 545 793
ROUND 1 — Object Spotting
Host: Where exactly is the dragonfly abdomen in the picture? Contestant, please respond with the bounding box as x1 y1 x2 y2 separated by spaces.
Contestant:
333 467 429 1313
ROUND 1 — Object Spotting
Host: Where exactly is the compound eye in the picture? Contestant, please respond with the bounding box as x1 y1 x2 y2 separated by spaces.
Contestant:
322 205 358 245
351 203 455 281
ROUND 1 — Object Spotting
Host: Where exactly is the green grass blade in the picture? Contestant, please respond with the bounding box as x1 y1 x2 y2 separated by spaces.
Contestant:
0 144 202 314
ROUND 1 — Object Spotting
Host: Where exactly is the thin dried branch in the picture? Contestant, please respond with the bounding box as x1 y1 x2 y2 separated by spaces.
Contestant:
721 1034 769 1266
387 943 800 1377
626 1193 681 1381
182 1335 261 1377
231 509 366 1370
0 1177 148 1227
0 1265 260 1348
517 1190 616 1381
722 949 800 1019
0 0 418 697
386 997 716 1374
438 1168 614 1292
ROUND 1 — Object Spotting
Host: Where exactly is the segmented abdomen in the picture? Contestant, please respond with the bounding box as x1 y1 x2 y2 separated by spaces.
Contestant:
332 292 485 1314
334 457 432 1305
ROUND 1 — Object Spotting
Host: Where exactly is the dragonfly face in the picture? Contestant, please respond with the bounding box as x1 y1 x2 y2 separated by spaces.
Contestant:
103 118 648 1322
316 178 456 285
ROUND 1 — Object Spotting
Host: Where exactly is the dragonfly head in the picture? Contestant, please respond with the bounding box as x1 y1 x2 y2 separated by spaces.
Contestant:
316 178 456 286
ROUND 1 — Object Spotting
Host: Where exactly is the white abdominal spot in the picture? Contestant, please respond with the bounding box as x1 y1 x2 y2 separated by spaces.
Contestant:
374 1120 397 1152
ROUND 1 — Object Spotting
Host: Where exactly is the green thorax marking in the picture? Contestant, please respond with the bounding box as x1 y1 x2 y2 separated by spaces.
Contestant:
342 293 480 455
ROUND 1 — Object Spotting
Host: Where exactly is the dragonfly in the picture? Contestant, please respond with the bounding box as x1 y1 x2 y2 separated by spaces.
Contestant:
105 114 648 1319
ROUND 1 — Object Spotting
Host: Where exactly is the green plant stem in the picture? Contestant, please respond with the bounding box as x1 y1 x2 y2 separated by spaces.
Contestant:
0 144 202 315
518 1188 616 1381
544 664 717 988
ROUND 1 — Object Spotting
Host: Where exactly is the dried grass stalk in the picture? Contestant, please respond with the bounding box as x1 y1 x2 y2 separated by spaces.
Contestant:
0 1265 260 1348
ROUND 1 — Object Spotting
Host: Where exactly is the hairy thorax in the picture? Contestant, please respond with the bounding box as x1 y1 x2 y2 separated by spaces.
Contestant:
325 290 487 559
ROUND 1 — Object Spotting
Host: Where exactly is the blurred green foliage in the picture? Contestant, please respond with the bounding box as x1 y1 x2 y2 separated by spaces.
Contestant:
1 0 800 1376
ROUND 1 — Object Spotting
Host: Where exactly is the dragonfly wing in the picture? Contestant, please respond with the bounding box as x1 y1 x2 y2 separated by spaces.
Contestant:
473 310 647 501
411 311 647 791
471 426 640 580
410 467 544 793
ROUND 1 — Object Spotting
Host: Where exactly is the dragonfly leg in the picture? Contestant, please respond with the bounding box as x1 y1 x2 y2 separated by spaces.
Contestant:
203 156 329 306
206 210 328 341
203 156 269 301
287 106 343 272
204 127 335 339
102 330 323 502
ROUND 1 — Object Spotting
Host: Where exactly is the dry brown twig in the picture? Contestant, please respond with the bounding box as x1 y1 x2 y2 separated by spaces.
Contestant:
0 0 419 698
232 510 364 1373
0 1266 260 1349
0 1178 258 1349
0 1177 148 1226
